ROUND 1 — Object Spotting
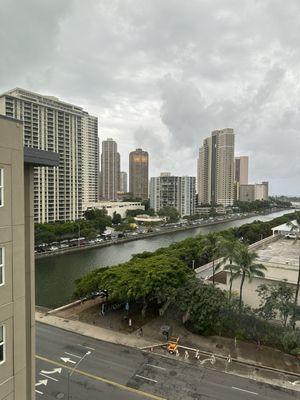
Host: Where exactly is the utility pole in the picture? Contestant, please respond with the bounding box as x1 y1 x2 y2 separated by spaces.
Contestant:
77 224 81 247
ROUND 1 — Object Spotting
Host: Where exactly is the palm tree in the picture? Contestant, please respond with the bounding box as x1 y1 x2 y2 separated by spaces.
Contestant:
217 237 243 301
230 245 267 307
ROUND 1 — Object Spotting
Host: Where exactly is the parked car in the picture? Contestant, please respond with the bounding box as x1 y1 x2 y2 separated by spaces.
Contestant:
285 233 297 239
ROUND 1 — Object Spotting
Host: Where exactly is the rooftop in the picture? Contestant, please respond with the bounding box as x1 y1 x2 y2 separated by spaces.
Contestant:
256 239 300 284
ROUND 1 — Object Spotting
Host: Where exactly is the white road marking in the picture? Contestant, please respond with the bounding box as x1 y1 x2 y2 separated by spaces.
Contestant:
40 372 58 382
35 379 48 387
35 389 43 395
60 357 76 364
135 375 157 383
145 364 166 371
65 351 82 359
40 367 62 375
78 343 95 351
232 386 258 395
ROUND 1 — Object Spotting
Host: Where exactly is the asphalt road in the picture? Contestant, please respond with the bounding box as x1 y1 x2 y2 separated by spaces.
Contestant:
36 323 297 399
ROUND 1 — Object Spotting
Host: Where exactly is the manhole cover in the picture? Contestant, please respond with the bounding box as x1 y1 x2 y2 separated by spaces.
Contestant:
169 370 177 376
56 393 65 399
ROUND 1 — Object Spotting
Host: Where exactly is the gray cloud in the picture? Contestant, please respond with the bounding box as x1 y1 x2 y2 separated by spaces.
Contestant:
1 0 300 194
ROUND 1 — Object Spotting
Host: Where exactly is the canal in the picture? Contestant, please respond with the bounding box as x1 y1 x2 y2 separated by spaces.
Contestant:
36 209 294 308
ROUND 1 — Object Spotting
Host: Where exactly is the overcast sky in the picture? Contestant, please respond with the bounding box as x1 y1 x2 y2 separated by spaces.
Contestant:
1 0 300 195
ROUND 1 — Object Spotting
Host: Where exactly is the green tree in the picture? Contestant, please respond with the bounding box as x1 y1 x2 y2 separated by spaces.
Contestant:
177 281 227 335
112 212 122 225
74 254 192 316
217 237 243 300
287 218 300 329
158 206 180 223
230 245 267 307
256 281 295 326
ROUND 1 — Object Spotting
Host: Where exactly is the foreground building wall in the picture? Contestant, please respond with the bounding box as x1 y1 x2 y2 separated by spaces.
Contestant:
0 115 59 400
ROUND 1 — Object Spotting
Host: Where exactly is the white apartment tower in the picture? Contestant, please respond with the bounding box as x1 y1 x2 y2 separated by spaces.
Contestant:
119 171 128 193
150 174 196 216
0 88 99 223
197 128 235 207
100 139 120 200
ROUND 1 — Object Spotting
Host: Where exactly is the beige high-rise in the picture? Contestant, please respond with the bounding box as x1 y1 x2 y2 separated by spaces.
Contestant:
0 115 59 400
234 156 249 185
129 148 149 200
197 128 235 206
100 139 120 200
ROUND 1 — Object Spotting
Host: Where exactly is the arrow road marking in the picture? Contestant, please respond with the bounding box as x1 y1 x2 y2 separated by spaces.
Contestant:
35 389 43 395
35 379 48 387
288 380 300 386
60 357 76 364
40 372 58 382
40 367 62 375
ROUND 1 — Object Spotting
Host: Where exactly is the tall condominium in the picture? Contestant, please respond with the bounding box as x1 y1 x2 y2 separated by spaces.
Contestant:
234 156 249 184
119 171 128 193
100 138 120 200
150 173 195 216
0 88 99 223
129 148 149 199
197 128 235 206
0 115 59 400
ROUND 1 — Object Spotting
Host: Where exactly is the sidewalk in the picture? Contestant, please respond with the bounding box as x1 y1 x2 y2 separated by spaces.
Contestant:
36 310 160 349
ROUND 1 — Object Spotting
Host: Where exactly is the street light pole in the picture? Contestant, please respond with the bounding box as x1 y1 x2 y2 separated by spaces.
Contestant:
77 224 81 247
67 351 91 399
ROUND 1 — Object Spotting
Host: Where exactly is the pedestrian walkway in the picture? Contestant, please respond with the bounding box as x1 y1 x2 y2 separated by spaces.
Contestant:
35 310 160 349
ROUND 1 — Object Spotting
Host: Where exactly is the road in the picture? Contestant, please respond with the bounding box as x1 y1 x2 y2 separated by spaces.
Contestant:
36 323 296 399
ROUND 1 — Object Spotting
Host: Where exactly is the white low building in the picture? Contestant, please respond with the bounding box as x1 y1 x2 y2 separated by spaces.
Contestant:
271 220 299 236
83 201 145 218
221 239 300 314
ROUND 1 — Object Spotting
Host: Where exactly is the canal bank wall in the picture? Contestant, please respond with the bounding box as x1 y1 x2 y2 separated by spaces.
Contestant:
35 208 291 260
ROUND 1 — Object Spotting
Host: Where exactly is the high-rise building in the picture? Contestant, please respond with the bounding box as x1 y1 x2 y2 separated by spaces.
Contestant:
0 88 99 223
119 171 128 193
82 113 99 203
150 173 195 216
180 176 196 216
129 148 149 199
234 156 249 185
0 115 59 400
197 128 235 206
100 138 120 200
239 182 269 202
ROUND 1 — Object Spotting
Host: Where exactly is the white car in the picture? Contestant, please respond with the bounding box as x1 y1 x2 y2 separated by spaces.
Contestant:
285 233 297 239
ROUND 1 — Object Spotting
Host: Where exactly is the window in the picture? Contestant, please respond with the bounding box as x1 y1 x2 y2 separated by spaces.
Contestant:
0 326 5 364
0 168 3 207
0 248 4 286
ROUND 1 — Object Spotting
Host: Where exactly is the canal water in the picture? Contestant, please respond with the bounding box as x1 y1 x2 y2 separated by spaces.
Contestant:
36 210 294 308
